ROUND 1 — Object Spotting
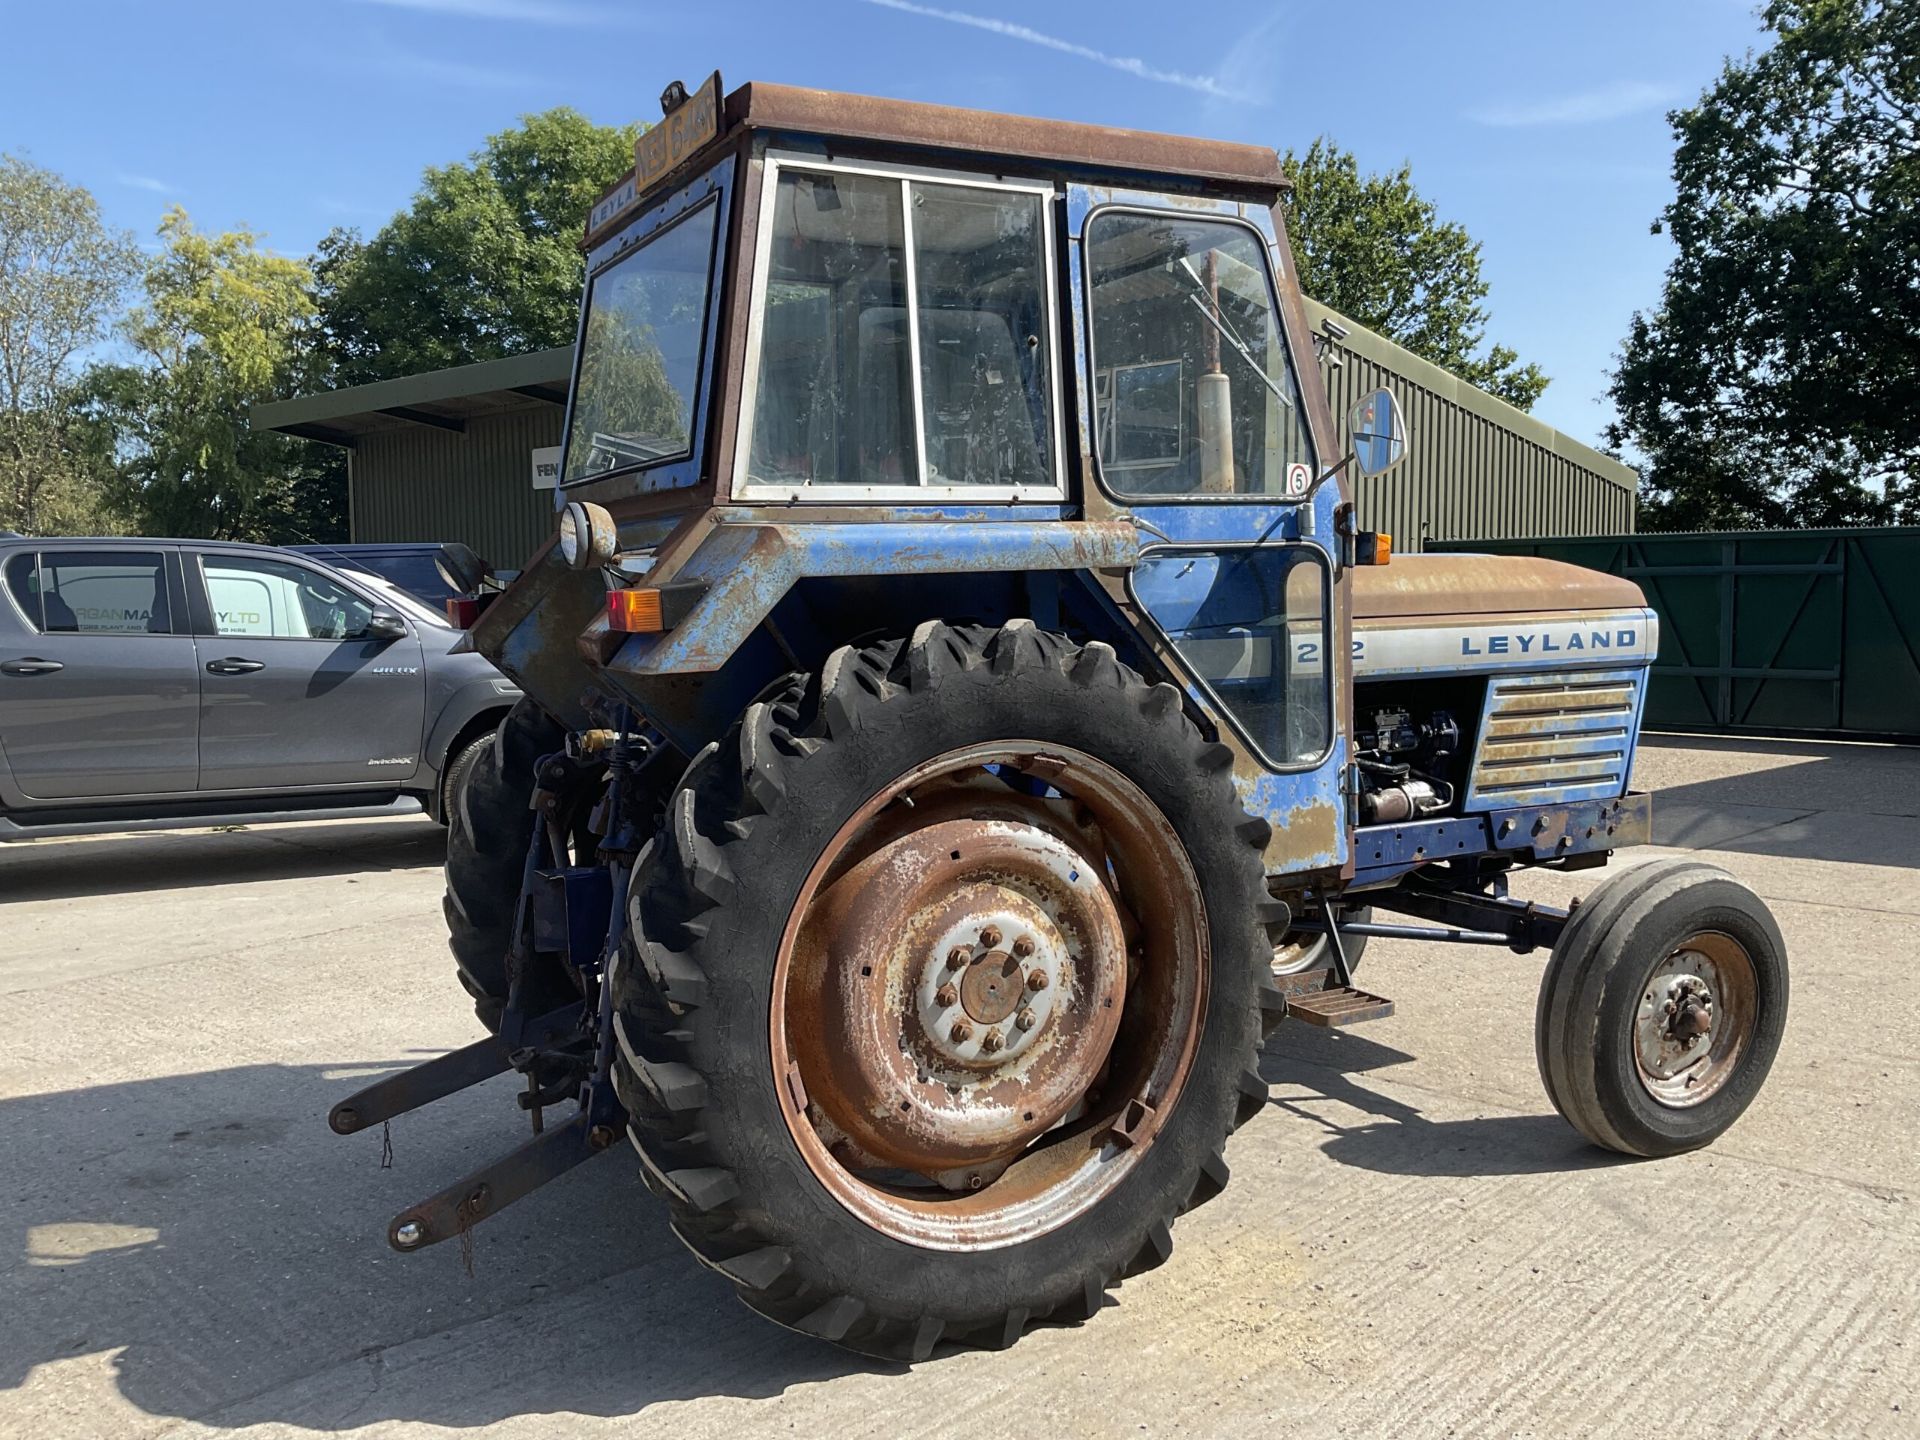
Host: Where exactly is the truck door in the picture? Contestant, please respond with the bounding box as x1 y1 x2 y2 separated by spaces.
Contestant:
0 546 199 801
189 551 427 792
1071 193 1352 875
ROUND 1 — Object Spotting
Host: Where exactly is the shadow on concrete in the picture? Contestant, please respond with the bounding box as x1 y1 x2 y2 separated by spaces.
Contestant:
1634 734 1920 868
0 1056 876 1430
0 818 446 904
1258 1023 1623 1179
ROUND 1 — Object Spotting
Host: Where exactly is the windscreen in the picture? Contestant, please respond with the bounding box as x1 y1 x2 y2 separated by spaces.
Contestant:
563 195 721 484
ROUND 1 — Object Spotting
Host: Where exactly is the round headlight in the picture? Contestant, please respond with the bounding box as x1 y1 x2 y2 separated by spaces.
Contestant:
557 501 615 570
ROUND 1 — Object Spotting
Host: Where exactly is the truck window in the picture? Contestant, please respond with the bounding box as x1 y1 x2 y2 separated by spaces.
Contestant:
743 162 1058 494
202 557 375 641
1087 211 1316 500
9 550 171 635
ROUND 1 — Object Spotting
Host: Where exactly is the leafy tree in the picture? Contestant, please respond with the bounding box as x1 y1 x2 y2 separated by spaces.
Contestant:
95 208 343 542
1609 0 1919 529
315 108 638 384
0 153 140 533
1281 139 1549 411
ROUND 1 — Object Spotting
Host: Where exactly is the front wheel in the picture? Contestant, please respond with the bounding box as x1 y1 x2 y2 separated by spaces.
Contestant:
1536 858 1788 1157
611 622 1285 1357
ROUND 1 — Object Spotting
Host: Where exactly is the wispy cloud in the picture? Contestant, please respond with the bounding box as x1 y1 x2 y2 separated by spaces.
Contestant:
368 49 548 90
115 172 175 194
858 0 1257 103
348 0 614 23
1471 80 1681 128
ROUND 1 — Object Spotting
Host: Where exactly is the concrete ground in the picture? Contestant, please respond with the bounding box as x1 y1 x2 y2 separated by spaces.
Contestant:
1 734 1914 1439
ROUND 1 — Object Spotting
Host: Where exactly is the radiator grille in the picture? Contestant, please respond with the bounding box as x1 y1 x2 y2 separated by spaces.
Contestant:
1464 667 1643 810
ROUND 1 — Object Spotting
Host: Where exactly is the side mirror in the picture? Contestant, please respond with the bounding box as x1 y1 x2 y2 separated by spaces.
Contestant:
1350 388 1410 477
435 542 490 597
366 610 408 642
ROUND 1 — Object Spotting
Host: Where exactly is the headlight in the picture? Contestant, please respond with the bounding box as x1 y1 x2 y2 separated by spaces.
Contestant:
558 501 615 570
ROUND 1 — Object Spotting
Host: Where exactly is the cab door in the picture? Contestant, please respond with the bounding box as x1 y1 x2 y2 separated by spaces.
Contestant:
1069 190 1353 875
188 551 428 792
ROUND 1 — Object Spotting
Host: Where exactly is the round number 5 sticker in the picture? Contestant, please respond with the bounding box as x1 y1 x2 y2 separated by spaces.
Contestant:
1285 462 1312 498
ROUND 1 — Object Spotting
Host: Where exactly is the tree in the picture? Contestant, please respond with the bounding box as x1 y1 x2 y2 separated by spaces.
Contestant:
0 153 140 533
95 208 343 542
1609 0 1919 529
315 108 638 384
1281 139 1549 411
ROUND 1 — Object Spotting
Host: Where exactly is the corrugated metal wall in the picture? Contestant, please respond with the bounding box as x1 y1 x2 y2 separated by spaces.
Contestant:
351 406 561 569
1304 299 1637 544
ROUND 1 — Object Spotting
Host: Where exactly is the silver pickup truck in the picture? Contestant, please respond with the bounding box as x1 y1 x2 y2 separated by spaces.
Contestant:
0 536 519 837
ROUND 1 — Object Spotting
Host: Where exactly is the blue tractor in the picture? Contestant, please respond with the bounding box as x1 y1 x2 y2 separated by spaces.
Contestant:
332 76 1788 1358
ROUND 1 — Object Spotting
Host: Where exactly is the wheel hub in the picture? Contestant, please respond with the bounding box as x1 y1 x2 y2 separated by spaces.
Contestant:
1637 963 1720 1081
787 815 1127 1178
918 909 1064 1066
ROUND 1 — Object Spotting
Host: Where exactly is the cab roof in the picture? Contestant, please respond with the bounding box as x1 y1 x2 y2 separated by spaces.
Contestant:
593 79 1288 238
723 81 1288 194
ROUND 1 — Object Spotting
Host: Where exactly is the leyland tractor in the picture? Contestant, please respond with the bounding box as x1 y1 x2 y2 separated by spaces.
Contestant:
331 75 1789 1360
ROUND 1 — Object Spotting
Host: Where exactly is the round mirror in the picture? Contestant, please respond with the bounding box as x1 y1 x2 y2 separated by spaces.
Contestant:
1350 389 1410 478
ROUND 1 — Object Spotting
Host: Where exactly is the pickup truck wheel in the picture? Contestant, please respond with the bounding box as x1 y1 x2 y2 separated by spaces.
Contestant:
611 622 1285 1359
1536 860 1788 1157
443 699 569 1031
436 728 494 828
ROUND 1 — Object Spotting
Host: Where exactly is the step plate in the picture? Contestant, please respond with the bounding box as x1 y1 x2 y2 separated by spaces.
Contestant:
1284 985 1396 1027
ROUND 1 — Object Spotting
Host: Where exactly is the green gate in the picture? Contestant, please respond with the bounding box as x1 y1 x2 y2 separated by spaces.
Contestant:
1428 529 1920 743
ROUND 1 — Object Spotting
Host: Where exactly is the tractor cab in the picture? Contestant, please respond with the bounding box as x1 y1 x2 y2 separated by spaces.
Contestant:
475 73 1382 883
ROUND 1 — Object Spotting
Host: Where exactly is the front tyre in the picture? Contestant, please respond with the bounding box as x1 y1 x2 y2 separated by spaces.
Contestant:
611 622 1284 1358
1536 859 1788 1157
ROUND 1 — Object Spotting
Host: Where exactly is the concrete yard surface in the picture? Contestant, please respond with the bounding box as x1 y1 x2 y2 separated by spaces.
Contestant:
1 734 1914 1438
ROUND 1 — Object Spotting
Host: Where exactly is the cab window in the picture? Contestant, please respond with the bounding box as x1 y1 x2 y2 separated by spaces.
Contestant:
1132 546 1332 767
5 550 173 635
1087 211 1316 499
742 161 1059 494
201 557 376 640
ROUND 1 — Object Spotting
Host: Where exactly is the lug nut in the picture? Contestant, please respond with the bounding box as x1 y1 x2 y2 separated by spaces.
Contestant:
979 925 1002 949
980 1028 1004 1054
1016 1009 1037 1031
935 983 959 1008
1027 970 1050 991
947 947 968 970
950 1020 974 1044
1012 934 1036 958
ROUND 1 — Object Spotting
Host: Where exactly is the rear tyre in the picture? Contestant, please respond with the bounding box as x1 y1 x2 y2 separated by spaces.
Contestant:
442 699 564 1031
1536 860 1787 1157
611 622 1285 1358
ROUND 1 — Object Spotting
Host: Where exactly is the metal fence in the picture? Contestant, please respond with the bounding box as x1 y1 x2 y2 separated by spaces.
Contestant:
1305 299 1638 545
1428 529 1920 742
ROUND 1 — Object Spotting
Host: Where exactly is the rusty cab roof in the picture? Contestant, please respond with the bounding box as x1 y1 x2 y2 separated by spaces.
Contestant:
587 78 1287 245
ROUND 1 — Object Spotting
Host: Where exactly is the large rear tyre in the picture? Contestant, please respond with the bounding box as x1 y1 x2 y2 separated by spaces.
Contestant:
442 698 565 1031
611 622 1286 1358
1536 859 1787 1157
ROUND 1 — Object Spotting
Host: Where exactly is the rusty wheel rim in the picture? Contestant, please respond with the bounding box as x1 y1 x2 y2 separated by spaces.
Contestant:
771 743 1209 1251
1632 930 1758 1108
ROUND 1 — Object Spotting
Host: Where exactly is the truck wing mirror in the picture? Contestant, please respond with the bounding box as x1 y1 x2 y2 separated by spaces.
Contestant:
1351 388 1410 478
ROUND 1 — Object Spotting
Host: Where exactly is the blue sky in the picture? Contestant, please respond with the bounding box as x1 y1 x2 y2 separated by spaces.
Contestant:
1 0 1768 446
